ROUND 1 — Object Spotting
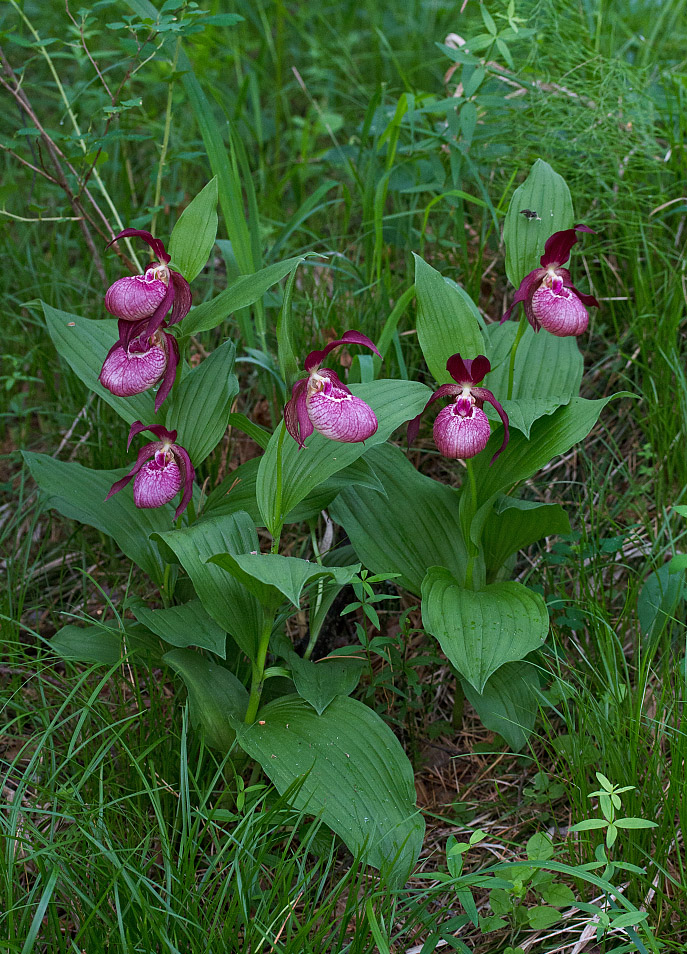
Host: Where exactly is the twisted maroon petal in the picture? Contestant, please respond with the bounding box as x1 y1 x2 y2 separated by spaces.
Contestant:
171 442 196 520
406 383 462 447
501 267 546 324
540 224 595 269
127 420 177 451
105 442 160 500
565 282 600 309
141 279 175 339
303 330 381 372
284 379 312 449
471 387 510 463
154 333 179 412
107 228 170 264
168 271 192 325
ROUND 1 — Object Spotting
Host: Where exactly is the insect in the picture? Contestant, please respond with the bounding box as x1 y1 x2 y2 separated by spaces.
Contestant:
520 209 541 221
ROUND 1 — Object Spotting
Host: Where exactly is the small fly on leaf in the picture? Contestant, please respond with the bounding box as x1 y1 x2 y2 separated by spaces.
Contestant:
520 209 541 221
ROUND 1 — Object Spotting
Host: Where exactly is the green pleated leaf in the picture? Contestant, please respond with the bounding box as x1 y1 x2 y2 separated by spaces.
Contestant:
330 443 468 594
51 622 158 666
485 322 583 405
413 253 485 383
503 159 574 287
182 257 310 336
164 339 238 464
168 178 218 283
208 552 359 610
153 512 263 660
130 598 228 658
286 652 366 715
257 380 431 535
23 452 174 584
463 395 619 550
43 303 154 425
205 456 386 526
461 660 540 751
637 564 685 640
482 496 570 580
421 569 549 692
165 647 248 749
235 695 424 883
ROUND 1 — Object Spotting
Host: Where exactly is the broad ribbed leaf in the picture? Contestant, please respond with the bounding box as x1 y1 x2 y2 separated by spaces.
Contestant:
165 648 248 749
43 303 154 424
165 339 238 464
637 564 685 640
51 622 158 666
204 456 386 526
462 660 540 751
168 177 218 283
286 653 365 715
154 512 263 660
503 159 574 287
208 552 359 610
23 452 173 584
235 695 424 883
483 496 570 579
485 322 583 404
330 443 467 595
421 568 549 692
257 380 431 535
413 254 484 383
463 395 618 550
182 257 309 336
131 598 228 657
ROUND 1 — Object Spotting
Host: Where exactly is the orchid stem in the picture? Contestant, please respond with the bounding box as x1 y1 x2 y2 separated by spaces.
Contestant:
271 421 287 554
464 458 479 590
507 312 528 401
244 612 275 724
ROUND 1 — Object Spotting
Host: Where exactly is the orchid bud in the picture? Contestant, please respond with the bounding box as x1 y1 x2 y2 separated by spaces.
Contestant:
284 331 382 449
530 278 589 337
133 447 182 508
433 402 491 459
105 264 170 322
99 332 168 397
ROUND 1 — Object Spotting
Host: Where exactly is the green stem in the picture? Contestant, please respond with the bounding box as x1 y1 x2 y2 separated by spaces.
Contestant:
270 422 287 554
507 312 528 401
244 612 275 724
464 458 479 590
151 36 181 238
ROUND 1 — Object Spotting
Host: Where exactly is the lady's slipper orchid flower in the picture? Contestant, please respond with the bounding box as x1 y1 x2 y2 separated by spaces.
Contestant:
106 422 195 519
407 354 509 463
284 331 381 449
99 327 179 411
105 229 192 338
502 225 599 337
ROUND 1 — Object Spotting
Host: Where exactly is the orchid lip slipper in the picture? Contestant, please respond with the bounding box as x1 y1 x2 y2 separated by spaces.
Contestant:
407 353 510 463
106 421 195 520
284 331 382 449
501 225 600 337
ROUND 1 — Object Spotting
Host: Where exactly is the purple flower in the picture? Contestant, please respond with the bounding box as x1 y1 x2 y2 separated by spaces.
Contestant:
502 225 600 337
104 229 192 339
99 326 179 412
106 421 195 519
284 331 381 449
407 354 510 463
